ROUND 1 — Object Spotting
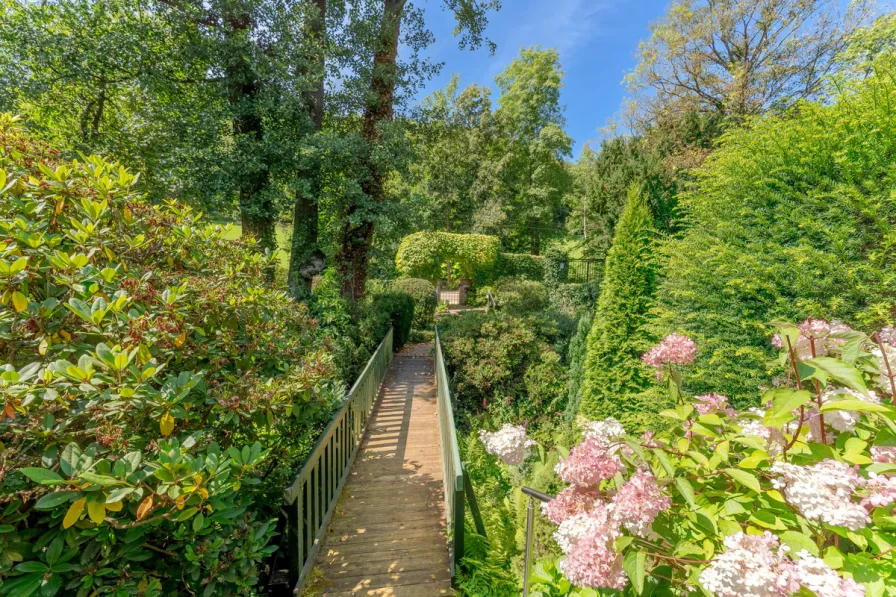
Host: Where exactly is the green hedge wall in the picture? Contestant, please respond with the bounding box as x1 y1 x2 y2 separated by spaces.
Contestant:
396 232 500 280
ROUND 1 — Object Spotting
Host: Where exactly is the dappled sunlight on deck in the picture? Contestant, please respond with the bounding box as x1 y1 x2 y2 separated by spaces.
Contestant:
309 345 452 596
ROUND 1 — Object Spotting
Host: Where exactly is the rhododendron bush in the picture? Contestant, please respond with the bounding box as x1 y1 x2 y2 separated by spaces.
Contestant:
0 117 343 596
534 324 896 596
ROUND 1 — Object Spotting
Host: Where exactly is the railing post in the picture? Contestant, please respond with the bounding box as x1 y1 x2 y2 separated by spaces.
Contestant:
520 487 554 597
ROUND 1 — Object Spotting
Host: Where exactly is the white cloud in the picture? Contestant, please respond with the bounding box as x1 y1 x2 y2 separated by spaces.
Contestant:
487 0 614 76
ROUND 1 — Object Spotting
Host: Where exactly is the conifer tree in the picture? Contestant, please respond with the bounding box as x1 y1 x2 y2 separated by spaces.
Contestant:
579 186 659 431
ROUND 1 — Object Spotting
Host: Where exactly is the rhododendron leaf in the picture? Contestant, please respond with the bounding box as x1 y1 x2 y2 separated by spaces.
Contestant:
724 468 761 493
780 530 819 556
160 412 175 436
34 491 77 510
86 500 105 524
11 291 28 312
623 550 646 594
805 357 868 395
63 498 85 529
19 468 63 485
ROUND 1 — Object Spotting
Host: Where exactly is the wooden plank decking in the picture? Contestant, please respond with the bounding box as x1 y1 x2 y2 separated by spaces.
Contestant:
306 344 452 596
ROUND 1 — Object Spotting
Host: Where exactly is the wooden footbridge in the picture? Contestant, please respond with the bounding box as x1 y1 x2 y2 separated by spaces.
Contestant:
270 328 484 596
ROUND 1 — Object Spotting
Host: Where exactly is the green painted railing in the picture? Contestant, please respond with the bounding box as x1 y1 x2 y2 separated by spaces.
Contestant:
435 327 465 576
435 327 486 580
282 327 394 594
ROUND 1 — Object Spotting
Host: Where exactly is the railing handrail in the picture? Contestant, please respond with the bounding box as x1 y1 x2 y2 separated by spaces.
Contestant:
434 326 488 582
435 326 465 577
280 327 394 594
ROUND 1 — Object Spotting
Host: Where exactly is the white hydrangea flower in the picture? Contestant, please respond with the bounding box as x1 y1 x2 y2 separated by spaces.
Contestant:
794 551 866 597
871 343 896 392
585 417 626 440
821 388 880 433
699 532 799 597
771 460 869 530
478 424 535 466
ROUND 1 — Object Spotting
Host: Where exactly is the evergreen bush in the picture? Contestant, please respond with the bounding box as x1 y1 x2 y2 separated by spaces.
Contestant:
371 292 414 349
654 56 896 406
391 278 437 329
579 187 662 432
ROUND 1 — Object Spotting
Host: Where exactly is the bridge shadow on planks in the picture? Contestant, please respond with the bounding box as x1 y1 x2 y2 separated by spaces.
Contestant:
305 346 453 597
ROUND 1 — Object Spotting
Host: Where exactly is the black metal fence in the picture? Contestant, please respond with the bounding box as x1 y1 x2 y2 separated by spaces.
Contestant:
567 259 599 284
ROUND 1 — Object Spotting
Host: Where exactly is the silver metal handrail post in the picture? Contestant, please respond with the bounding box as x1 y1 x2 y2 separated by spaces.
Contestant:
520 486 553 597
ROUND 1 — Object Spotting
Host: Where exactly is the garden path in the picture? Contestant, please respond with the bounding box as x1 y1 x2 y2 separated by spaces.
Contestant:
306 343 452 596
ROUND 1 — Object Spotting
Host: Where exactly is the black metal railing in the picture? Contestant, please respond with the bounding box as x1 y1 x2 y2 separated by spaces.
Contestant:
521 487 554 596
567 259 599 283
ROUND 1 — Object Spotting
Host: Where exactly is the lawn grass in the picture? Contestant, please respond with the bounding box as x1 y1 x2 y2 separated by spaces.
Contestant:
221 222 292 269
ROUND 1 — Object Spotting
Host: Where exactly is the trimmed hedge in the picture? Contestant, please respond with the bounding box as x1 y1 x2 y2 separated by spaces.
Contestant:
371 292 415 349
395 232 500 281
392 278 437 329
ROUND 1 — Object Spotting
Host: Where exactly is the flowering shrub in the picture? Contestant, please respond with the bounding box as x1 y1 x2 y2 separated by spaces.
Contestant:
537 320 896 596
479 424 536 466
0 116 342 596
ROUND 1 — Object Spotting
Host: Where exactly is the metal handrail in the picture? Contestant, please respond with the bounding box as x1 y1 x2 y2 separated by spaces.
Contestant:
521 486 554 597
485 289 498 311
282 327 394 594
435 326 466 576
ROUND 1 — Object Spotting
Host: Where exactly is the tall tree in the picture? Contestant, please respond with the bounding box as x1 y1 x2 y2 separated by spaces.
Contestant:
333 0 500 300
579 187 659 431
0 0 316 252
476 46 571 254
625 0 874 126
396 75 493 233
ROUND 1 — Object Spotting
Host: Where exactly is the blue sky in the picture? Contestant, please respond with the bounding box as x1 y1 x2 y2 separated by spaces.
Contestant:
414 0 673 159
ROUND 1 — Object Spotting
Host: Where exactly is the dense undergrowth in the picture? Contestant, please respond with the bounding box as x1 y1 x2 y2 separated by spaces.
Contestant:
0 117 412 597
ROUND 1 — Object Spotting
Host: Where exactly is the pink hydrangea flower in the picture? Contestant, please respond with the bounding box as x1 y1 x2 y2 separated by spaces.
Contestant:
611 470 670 537
542 486 603 525
794 551 866 597
860 472 896 509
871 446 896 463
694 393 737 418
798 317 831 337
771 460 869 530
555 506 626 590
879 326 896 348
699 532 800 597
642 334 697 373
555 434 621 487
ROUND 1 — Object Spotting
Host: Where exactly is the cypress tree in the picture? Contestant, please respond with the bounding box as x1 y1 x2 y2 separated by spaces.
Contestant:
579 186 660 431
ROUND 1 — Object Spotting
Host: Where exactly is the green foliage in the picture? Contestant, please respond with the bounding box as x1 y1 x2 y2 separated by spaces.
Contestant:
395 231 500 281
493 278 549 315
391 278 436 329
371 292 414 350
549 283 598 317
568 136 678 260
0 117 342 595
580 187 662 432
654 57 896 405
439 311 572 443
543 247 568 287
474 47 572 254
541 323 896 594
563 313 594 427
495 252 546 282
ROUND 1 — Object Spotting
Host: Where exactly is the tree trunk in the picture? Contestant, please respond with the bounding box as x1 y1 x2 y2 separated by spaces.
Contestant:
288 0 326 298
227 14 276 255
336 0 405 301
